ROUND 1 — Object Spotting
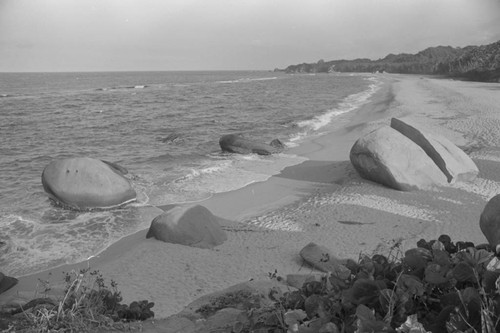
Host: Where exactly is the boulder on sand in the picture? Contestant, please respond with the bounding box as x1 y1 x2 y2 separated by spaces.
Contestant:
349 126 448 191
219 134 283 155
42 157 136 210
299 242 351 279
146 205 227 248
390 117 478 183
479 194 500 254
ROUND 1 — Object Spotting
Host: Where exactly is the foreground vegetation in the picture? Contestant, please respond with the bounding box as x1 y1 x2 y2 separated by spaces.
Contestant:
194 236 500 333
0 268 154 332
2 234 500 332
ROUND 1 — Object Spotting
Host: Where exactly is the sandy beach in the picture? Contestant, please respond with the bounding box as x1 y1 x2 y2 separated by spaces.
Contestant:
2 74 500 321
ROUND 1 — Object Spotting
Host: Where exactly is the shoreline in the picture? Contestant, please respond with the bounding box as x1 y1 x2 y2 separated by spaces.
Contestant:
2 74 499 320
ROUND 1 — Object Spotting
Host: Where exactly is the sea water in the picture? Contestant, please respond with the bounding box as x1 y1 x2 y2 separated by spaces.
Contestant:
0 71 381 276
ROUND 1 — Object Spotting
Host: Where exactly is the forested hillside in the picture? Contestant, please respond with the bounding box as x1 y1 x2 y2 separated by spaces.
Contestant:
281 40 500 82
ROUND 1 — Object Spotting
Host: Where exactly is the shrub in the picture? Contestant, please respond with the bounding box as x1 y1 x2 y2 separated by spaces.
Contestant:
0 267 154 332
265 236 500 333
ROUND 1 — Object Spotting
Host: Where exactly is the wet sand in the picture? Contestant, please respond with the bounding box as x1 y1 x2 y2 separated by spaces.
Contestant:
2 74 500 320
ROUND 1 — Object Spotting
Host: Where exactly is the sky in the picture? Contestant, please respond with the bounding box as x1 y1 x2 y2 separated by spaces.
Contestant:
1 0 500 72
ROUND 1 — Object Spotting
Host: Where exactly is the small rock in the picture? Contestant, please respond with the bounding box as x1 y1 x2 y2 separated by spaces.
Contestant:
299 242 350 279
146 205 227 249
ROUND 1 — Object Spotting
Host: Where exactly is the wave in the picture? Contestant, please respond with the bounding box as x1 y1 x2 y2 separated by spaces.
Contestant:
289 76 382 143
96 85 149 91
217 77 278 84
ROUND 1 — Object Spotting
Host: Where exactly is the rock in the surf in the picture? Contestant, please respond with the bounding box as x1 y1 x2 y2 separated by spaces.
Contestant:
219 134 283 155
101 159 129 175
350 126 448 191
146 205 227 248
479 194 500 254
41 157 136 210
391 117 478 183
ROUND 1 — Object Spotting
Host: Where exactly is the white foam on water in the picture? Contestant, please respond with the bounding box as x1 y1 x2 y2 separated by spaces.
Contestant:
217 77 278 84
0 205 163 276
289 76 382 143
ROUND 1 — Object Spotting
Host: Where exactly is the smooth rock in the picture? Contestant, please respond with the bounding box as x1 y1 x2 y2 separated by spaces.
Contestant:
391 117 478 183
219 134 283 155
286 273 325 289
178 280 291 321
146 205 227 248
0 272 18 294
480 194 500 254
42 157 136 210
299 242 351 279
349 126 448 191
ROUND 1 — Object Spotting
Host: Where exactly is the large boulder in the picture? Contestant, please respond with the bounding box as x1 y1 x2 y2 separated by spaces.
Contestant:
146 205 227 248
42 157 136 210
479 194 500 254
391 117 478 183
350 126 448 191
219 134 283 155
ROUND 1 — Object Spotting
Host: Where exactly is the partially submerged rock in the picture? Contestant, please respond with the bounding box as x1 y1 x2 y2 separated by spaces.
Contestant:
41 157 136 210
219 134 283 155
350 126 448 191
390 117 478 183
146 205 227 248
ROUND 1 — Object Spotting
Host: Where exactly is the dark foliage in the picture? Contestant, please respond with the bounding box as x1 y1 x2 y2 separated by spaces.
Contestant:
268 236 500 333
281 40 500 82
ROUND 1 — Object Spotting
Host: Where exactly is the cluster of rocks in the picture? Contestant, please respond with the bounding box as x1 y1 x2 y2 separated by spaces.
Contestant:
34 119 483 252
38 133 283 212
5 119 500 333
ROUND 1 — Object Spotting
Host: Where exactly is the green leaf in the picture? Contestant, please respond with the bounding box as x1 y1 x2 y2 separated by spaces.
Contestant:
284 309 307 329
355 304 376 321
424 264 448 285
397 274 424 297
432 249 451 267
304 294 329 319
396 314 430 333
355 304 392 333
431 240 445 251
347 279 385 306
452 262 476 283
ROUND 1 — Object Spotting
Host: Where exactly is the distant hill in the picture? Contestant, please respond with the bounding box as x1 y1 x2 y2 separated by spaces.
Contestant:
280 40 500 82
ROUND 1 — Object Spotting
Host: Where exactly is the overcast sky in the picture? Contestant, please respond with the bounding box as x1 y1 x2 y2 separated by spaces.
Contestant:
1 0 500 72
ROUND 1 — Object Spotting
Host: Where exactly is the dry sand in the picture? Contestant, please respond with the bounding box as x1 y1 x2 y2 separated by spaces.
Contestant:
2 74 500 320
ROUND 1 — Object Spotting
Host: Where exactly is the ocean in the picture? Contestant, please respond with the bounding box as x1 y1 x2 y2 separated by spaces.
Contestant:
0 71 381 276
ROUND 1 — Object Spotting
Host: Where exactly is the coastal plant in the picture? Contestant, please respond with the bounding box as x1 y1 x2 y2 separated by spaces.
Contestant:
0 267 155 332
251 235 500 333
